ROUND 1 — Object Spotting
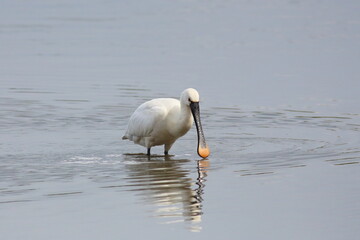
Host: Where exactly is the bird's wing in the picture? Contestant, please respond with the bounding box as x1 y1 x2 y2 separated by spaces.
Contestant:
124 100 168 138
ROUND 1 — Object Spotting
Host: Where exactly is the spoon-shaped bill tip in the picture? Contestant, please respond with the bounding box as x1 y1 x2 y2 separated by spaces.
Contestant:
198 145 210 158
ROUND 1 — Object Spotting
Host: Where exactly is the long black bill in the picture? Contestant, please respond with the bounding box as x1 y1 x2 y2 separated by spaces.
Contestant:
190 102 210 158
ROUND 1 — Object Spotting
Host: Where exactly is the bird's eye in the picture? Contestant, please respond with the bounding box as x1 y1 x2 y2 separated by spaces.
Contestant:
188 98 191 102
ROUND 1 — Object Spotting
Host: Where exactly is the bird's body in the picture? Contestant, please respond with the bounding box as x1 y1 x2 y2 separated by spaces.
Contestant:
122 98 192 152
122 88 210 158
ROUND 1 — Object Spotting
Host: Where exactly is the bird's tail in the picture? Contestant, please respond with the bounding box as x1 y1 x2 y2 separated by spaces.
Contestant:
122 135 128 140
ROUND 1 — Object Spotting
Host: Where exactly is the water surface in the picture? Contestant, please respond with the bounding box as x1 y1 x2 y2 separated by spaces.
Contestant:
1 0 360 239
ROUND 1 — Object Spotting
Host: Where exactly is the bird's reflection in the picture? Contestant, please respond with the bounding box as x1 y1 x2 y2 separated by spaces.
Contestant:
122 154 209 231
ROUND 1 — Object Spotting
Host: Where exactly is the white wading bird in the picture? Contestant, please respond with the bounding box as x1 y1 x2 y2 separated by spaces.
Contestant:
122 88 210 158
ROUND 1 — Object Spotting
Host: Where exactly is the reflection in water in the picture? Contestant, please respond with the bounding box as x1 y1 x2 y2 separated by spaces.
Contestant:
121 154 209 231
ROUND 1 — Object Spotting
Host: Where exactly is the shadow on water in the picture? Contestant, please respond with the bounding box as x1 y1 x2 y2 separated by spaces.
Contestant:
103 154 209 232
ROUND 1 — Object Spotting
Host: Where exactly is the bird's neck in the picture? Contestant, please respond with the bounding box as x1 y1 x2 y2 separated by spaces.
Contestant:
179 103 192 120
173 103 193 136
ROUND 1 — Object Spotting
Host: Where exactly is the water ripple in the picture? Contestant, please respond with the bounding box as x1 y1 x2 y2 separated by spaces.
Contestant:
207 106 360 173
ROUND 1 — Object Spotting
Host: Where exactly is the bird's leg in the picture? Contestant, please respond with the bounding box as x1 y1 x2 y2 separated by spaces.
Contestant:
164 143 173 156
147 148 151 156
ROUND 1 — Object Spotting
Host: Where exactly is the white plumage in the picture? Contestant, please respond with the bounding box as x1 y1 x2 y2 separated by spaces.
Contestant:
123 88 210 158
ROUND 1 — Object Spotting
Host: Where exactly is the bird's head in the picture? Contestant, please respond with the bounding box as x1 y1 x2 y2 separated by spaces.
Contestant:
181 88 210 158
181 88 200 105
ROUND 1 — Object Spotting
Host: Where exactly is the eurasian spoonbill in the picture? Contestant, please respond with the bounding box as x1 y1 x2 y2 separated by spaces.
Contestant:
122 88 210 158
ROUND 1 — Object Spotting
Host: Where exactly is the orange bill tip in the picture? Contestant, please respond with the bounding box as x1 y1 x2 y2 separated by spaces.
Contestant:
198 146 210 158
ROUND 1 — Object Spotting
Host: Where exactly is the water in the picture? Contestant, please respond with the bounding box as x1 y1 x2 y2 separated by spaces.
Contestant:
1 0 360 239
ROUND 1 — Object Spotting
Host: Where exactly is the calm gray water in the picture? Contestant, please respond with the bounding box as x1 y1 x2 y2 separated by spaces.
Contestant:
1 0 360 239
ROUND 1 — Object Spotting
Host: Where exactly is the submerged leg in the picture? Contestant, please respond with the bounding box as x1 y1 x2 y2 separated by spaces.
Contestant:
147 148 151 156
